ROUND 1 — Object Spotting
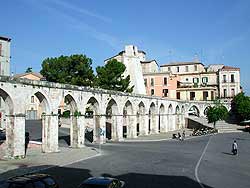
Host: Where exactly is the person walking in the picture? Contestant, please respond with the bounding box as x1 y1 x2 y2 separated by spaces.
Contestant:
182 130 185 141
232 140 238 155
25 132 30 157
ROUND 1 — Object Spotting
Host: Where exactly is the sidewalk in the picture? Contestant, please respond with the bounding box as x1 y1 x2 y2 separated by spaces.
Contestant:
0 146 100 181
123 128 193 142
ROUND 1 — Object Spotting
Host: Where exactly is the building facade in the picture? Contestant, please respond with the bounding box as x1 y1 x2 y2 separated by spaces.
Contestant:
104 45 146 95
0 36 11 76
104 45 241 101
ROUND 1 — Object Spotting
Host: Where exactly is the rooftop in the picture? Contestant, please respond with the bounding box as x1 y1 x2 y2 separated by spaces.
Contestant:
160 61 203 67
0 36 11 42
221 65 240 71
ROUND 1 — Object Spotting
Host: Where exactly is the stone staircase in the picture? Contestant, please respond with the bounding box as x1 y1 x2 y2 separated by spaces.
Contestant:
187 116 242 133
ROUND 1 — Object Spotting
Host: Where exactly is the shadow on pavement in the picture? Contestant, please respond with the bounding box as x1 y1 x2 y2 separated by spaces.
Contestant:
222 152 234 156
1 165 214 188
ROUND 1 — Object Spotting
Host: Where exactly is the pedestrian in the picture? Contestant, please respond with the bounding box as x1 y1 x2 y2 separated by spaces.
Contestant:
178 132 182 141
25 132 30 157
232 140 238 155
182 130 185 141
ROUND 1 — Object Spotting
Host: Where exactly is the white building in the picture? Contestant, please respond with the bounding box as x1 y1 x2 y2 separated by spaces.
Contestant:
218 66 241 99
0 36 11 76
104 45 146 95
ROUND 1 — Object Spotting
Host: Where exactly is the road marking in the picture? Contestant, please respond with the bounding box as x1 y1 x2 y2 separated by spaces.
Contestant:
195 136 212 188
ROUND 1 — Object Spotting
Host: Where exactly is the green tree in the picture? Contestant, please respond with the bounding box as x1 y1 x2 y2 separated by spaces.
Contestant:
25 67 33 73
206 101 228 129
231 92 250 121
95 59 134 93
40 54 95 86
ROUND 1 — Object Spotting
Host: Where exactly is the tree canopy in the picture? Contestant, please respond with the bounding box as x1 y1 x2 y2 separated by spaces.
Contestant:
95 59 134 93
206 101 228 128
40 54 95 87
231 92 250 121
25 67 33 73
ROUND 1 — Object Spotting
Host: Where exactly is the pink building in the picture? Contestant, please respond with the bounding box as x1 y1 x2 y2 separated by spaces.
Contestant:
141 60 179 99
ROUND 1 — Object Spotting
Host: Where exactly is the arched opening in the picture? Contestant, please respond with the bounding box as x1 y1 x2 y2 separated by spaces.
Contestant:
159 104 165 133
85 97 99 143
25 91 50 152
149 102 157 134
204 106 210 116
123 100 134 138
105 99 118 140
58 94 78 147
168 104 174 130
0 89 14 157
137 102 145 136
188 105 200 117
175 105 180 129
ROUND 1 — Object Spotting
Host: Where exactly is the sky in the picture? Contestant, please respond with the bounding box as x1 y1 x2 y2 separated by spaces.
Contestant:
1 0 250 95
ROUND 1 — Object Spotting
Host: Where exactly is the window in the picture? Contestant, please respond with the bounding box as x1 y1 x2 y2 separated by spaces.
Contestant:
223 89 227 98
150 78 154 86
185 66 189 72
202 77 208 83
168 67 171 71
144 79 147 87
223 75 226 83
190 92 195 100
231 74 235 83
231 88 235 97
194 65 198 71
177 92 180 99
31 96 34 103
176 66 180 72
186 78 188 81
163 77 167 85
203 91 208 100
151 89 154 96
193 78 199 83
163 89 168 97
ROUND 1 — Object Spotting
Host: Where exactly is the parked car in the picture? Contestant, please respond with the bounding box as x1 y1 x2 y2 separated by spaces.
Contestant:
0 130 6 141
78 177 125 188
0 173 59 188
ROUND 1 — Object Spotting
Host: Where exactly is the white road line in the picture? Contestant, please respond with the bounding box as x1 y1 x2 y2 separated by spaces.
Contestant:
195 136 212 188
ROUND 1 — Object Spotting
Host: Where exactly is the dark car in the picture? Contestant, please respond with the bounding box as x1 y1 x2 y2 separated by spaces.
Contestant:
0 173 59 188
78 177 125 188
0 130 6 141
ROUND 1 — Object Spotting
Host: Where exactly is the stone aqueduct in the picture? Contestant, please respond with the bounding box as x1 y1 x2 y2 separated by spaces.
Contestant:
0 76 221 158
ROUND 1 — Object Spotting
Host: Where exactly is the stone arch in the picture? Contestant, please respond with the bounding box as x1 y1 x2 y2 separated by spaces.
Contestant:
123 100 135 138
0 89 15 157
168 104 175 130
137 101 146 136
188 105 200 117
168 104 173 114
175 105 180 114
175 105 181 129
30 91 58 153
149 102 157 134
159 104 165 132
61 94 79 148
204 106 210 116
105 98 119 140
85 97 100 143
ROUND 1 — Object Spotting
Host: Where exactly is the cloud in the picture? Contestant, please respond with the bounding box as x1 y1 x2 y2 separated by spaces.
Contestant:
24 0 120 49
47 0 112 23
